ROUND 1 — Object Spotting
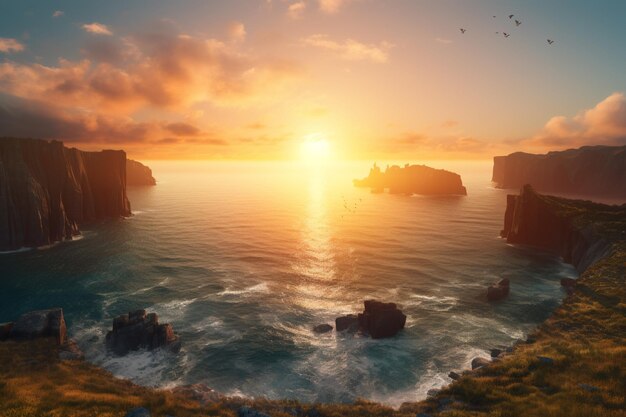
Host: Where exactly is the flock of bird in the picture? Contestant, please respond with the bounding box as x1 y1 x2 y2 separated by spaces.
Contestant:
341 195 362 219
460 13 555 45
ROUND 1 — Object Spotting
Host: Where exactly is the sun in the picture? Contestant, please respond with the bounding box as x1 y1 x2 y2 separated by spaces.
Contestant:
300 133 331 163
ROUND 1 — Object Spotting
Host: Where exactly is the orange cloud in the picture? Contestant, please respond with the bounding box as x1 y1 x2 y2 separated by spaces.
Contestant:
287 1 306 19
527 92 626 148
318 0 353 14
82 23 113 36
227 21 246 42
0 38 24 53
302 34 392 63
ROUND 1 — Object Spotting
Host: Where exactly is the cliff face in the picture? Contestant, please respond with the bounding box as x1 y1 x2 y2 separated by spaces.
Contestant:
126 159 156 186
354 163 467 195
492 145 626 198
500 185 621 272
0 138 131 250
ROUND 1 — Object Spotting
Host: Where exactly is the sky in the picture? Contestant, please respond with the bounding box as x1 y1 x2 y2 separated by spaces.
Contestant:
1 0 626 160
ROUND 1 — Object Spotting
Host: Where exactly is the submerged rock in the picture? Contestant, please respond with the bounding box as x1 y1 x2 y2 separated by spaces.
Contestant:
487 278 510 301
105 309 180 355
10 308 66 345
312 324 333 334
358 300 407 339
471 357 491 370
335 314 359 332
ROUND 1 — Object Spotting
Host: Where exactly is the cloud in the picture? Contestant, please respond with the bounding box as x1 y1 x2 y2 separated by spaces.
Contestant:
52 10 64 18
527 92 626 148
0 38 24 53
287 1 306 19
435 37 453 44
165 122 201 136
302 34 393 63
228 21 246 42
318 0 352 14
82 23 113 36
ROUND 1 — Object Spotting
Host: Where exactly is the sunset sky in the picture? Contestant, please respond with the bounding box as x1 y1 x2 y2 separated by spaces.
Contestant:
1 0 626 160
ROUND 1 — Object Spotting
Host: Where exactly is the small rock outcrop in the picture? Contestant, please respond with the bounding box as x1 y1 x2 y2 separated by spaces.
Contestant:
126 159 157 186
487 278 510 301
105 309 180 355
9 308 66 345
335 314 359 332
354 163 467 195
358 300 407 339
312 324 333 334
471 357 491 370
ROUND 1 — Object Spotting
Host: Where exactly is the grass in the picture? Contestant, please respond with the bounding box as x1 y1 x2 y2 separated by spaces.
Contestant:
0 191 624 417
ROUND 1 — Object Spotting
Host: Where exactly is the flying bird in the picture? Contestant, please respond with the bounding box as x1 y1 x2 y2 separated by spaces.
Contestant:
493 15 496 18
503 32 510 38
547 39 555 45
460 28 467 34
515 19 522 26
509 14 514 19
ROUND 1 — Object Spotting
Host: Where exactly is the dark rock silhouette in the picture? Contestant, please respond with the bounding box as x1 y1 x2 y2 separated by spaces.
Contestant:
492 145 626 198
487 278 510 301
335 314 359 332
105 309 180 355
127 159 156 186
560 278 576 287
471 357 490 369
358 300 407 339
501 185 616 272
9 308 66 345
312 324 333 333
0 137 131 251
354 163 467 195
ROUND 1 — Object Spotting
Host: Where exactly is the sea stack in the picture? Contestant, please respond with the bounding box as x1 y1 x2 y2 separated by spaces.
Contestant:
0 137 131 251
126 159 157 186
354 163 467 195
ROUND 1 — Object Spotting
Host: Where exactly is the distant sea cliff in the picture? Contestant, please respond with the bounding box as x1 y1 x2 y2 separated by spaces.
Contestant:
0 138 131 251
492 145 626 198
127 159 156 186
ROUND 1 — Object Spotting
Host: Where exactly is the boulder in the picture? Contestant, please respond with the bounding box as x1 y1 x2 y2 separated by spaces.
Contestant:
426 388 441 397
471 357 491 370
335 314 359 332
358 300 406 339
312 324 333 334
490 348 503 358
487 278 510 301
10 308 66 344
0 322 13 341
124 408 151 417
105 309 180 355
448 371 461 380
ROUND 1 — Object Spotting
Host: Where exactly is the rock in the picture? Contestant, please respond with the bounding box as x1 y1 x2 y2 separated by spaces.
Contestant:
560 278 576 287
335 314 359 332
487 278 510 301
471 357 491 370
238 406 270 417
448 371 461 380
0 138 131 251
312 324 333 334
105 309 180 355
0 322 13 341
10 308 66 345
426 388 440 398
124 408 151 417
490 348 503 358
358 300 407 339
578 383 600 392
127 159 156 186
59 339 84 360
171 384 222 404
354 163 467 196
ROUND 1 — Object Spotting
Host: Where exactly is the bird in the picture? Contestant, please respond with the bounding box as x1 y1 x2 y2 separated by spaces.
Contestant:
547 39 555 45
460 28 467 34
495 31 500 34
503 32 510 38
515 19 522 26
508 14 514 19
493 15 496 18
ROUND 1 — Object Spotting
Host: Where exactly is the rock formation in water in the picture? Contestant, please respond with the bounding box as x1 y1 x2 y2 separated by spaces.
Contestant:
486 278 510 301
126 159 156 186
501 184 621 272
2 308 66 345
105 309 181 355
354 163 467 195
0 137 131 251
336 300 407 339
492 145 626 197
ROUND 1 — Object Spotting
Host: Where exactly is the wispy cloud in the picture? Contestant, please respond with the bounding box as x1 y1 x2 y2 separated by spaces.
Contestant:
52 10 64 18
82 22 113 36
302 34 393 63
318 0 353 14
287 1 306 19
0 38 24 53
228 21 246 42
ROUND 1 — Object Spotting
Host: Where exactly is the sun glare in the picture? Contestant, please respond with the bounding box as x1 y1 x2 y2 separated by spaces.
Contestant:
300 133 331 163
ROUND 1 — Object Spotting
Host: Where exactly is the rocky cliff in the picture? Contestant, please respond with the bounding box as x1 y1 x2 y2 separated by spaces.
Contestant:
354 163 467 195
501 184 623 272
0 138 131 250
492 145 626 197
127 159 156 186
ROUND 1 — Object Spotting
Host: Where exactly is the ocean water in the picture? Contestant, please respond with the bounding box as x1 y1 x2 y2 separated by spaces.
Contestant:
0 160 578 406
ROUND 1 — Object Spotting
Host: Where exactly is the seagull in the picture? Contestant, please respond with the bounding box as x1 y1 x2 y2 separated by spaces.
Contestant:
547 39 555 45
503 32 510 38
509 14 514 19
515 19 522 26
460 28 467 34
493 15 496 18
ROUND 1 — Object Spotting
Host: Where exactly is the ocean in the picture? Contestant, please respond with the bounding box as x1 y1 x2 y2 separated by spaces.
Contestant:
0 160 579 406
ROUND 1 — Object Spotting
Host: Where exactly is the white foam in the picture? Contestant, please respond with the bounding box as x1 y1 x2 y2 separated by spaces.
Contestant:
216 282 269 296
